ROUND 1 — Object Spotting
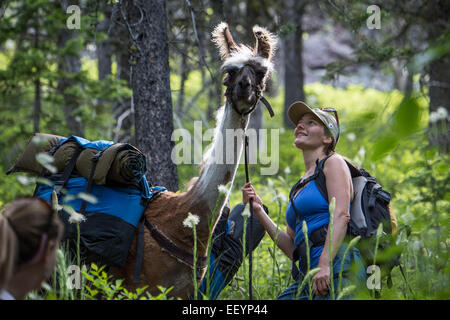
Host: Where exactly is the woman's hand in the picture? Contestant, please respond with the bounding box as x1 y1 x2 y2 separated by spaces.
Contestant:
312 264 331 296
241 182 263 212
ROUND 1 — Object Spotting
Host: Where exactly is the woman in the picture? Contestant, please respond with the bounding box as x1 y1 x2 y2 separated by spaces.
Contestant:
0 197 64 300
242 101 365 299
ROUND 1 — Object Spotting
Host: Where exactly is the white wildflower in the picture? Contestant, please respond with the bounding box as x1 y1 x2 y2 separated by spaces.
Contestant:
218 184 228 195
66 207 86 224
429 111 439 124
284 166 291 175
429 107 447 124
347 133 356 142
242 206 251 218
183 212 200 229
272 192 287 203
436 107 448 120
267 178 274 189
411 240 422 253
357 147 366 160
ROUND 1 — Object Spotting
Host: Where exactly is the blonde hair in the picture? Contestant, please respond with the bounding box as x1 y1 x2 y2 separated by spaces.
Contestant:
0 197 63 289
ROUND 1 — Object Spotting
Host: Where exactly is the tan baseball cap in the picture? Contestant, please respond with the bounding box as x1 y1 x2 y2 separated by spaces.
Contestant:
288 101 340 148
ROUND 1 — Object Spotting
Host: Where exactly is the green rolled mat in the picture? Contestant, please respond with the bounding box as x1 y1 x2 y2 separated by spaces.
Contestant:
75 143 147 186
52 140 80 173
6 133 64 175
108 146 147 186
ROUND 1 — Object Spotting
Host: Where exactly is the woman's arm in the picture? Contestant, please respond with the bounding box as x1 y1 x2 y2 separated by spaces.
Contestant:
242 182 296 259
312 154 352 296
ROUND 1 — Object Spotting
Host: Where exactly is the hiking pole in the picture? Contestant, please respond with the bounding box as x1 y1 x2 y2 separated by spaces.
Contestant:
244 134 253 300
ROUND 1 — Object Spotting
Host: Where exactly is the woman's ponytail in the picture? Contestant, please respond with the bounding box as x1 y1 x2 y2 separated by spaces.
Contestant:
0 213 19 290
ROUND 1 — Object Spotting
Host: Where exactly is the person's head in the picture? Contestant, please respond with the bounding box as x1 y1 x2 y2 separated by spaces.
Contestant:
0 197 64 294
288 101 340 155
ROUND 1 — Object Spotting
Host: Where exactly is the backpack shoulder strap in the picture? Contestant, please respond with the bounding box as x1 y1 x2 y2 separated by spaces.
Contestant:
314 155 332 202
316 156 363 202
289 155 332 225
343 159 362 178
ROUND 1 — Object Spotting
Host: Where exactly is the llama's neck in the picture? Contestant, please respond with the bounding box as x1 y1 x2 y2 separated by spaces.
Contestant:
192 102 249 213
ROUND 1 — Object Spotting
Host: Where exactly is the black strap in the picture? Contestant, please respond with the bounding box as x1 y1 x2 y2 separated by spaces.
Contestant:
260 96 274 118
133 218 145 283
288 156 331 225
132 188 166 283
368 185 382 209
79 150 103 214
244 134 254 300
33 142 74 196
291 225 328 279
143 217 208 270
53 147 83 197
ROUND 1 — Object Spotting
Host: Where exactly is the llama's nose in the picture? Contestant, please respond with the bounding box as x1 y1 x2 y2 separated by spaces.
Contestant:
238 77 251 89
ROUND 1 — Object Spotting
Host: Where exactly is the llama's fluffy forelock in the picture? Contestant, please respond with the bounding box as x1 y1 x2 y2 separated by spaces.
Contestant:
221 47 274 73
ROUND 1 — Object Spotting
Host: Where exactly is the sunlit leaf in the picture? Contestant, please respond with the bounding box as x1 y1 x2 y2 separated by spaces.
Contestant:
394 98 421 136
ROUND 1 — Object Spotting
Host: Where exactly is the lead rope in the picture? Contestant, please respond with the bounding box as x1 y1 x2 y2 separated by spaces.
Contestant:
227 83 274 300
244 134 254 300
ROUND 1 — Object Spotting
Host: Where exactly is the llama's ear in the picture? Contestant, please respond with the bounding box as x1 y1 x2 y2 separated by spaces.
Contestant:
253 25 277 60
212 22 238 59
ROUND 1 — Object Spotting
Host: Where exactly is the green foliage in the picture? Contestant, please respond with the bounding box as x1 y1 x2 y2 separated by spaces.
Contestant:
82 263 174 300
1 0 448 300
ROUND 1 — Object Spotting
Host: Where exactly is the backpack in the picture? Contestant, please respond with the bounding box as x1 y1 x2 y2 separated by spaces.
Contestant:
289 154 403 288
7 134 166 269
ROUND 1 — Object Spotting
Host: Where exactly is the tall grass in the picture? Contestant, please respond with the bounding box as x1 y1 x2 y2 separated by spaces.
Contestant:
201 183 230 299
328 197 336 300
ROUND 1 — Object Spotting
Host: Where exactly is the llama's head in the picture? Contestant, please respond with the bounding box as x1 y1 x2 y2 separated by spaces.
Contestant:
212 22 277 115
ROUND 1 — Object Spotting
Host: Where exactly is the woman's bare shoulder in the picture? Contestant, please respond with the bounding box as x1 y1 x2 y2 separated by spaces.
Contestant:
324 153 347 169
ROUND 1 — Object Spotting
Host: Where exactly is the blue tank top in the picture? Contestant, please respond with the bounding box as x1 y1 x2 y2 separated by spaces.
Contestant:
286 179 330 272
286 179 331 245
286 179 354 274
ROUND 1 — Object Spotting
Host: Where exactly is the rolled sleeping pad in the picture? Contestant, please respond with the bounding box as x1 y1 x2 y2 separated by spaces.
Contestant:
6 133 64 175
7 133 147 188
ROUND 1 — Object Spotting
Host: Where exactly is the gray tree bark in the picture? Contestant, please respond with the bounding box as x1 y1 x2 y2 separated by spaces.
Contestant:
33 9 41 133
127 0 178 191
425 3 450 153
57 0 84 137
428 50 450 153
282 0 306 128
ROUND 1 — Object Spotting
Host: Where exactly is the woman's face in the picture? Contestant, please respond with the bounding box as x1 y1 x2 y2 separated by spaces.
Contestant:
294 113 331 150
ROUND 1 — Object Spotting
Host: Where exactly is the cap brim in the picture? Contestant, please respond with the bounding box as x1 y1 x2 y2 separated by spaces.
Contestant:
287 101 318 126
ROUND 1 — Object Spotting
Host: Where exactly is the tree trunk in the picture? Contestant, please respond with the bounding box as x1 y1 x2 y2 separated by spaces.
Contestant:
129 0 179 191
33 9 41 133
57 0 84 137
427 9 450 153
282 0 306 128
428 54 450 153
206 0 227 121
96 3 112 81
176 26 189 115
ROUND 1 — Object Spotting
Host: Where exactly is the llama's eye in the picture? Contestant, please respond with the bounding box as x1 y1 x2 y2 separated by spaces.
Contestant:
256 71 266 79
227 67 238 77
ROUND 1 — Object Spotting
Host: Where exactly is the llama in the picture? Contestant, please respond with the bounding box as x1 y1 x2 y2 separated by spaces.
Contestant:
112 23 277 299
